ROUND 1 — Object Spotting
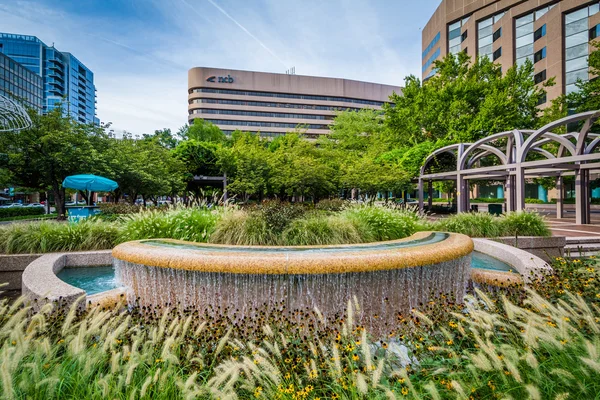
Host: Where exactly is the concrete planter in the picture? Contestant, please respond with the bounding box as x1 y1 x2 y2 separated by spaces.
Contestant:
0 254 42 290
21 250 123 310
493 236 566 263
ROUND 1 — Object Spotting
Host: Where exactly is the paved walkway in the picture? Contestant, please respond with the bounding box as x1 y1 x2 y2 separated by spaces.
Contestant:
546 217 600 237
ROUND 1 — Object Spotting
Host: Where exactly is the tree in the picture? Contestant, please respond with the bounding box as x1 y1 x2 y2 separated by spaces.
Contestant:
217 131 270 202
143 128 179 149
180 119 226 143
102 134 186 205
384 53 548 145
269 134 339 202
567 40 600 130
0 106 107 217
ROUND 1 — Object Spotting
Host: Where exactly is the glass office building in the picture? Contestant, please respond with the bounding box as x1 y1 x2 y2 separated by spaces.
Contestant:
0 52 43 111
0 33 97 124
422 1 600 104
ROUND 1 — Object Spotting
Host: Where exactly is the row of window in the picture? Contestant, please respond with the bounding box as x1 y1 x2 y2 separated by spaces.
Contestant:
190 98 363 112
422 47 440 73
448 15 471 55
564 4 599 94
193 118 329 130
422 32 440 59
189 88 386 107
0 53 43 110
189 108 335 120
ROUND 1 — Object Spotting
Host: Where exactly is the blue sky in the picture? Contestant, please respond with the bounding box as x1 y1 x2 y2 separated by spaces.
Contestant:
0 0 440 135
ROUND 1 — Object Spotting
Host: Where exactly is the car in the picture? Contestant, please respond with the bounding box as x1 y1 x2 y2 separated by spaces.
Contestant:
0 203 23 208
25 203 44 208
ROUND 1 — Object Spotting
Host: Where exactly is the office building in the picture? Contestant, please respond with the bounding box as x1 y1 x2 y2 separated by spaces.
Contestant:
188 67 401 138
0 52 43 112
0 33 98 124
422 0 600 103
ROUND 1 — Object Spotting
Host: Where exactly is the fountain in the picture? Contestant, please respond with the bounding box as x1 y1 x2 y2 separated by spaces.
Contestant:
112 231 473 329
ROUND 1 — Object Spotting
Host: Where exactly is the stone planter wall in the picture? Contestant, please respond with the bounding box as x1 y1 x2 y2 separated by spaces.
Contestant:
493 236 566 262
0 254 42 290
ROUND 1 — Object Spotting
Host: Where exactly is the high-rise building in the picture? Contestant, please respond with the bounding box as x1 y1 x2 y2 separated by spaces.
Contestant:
0 33 98 124
188 67 401 139
0 52 43 112
422 1 600 104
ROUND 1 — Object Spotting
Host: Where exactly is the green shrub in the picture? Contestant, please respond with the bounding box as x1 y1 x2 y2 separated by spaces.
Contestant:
525 198 546 204
281 214 362 245
0 219 120 254
434 212 503 238
0 206 45 218
119 207 221 243
315 198 347 212
342 205 420 242
254 200 306 233
500 210 551 237
434 211 550 237
470 197 505 203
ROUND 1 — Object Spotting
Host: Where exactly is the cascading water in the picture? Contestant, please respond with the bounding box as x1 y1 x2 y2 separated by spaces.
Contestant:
113 232 473 333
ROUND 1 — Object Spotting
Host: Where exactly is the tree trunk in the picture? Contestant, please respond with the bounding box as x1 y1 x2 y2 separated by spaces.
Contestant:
53 184 66 220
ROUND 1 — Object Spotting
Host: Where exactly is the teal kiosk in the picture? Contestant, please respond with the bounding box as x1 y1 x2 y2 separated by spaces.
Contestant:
62 174 118 223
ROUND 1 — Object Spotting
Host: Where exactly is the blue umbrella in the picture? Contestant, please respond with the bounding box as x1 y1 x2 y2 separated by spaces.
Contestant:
62 174 118 192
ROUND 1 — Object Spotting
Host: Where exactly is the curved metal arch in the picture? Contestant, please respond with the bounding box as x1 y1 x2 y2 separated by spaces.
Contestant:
458 130 522 171
463 145 509 169
519 110 600 162
0 94 31 132
419 144 467 176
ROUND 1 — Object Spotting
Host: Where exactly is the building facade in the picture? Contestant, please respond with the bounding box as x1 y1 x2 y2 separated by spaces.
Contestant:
422 0 600 103
188 67 401 138
0 33 98 124
0 52 43 112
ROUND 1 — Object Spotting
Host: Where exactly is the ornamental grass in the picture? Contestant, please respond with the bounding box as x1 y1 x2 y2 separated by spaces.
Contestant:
1 257 600 398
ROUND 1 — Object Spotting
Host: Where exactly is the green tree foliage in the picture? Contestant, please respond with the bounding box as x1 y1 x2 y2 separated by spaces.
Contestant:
102 134 186 205
142 128 179 149
180 119 226 143
385 53 547 145
567 41 600 128
0 106 107 217
217 132 270 202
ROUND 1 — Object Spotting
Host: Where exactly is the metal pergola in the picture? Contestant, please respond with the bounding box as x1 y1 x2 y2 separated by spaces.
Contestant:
0 94 31 132
418 110 600 224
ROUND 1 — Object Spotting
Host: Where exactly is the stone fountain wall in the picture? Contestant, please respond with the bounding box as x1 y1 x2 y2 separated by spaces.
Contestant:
113 232 473 332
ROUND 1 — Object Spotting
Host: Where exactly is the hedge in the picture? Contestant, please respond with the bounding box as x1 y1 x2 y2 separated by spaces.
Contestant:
0 206 45 218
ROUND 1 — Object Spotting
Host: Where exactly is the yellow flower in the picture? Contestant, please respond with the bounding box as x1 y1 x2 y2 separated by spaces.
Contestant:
401 387 409 395
446 340 453 346
254 386 263 398
352 354 359 361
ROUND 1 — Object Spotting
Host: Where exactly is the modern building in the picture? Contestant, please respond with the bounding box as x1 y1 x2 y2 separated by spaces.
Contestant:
422 0 600 104
188 67 401 138
0 52 43 112
0 33 98 124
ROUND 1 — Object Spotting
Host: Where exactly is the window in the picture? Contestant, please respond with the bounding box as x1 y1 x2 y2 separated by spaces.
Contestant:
534 24 546 41
591 25 599 40
493 47 502 61
537 94 547 105
493 28 502 42
534 70 547 84
461 30 468 42
533 47 546 63
566 56 588 72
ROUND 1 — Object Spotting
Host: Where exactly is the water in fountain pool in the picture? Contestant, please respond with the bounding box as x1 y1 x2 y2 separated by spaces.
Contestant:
57 266 119 295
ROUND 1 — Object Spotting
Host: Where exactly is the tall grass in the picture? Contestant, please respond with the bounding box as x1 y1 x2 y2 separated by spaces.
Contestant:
281 213 363 245
342 205 425 242
118 207 221 242
1 255 599 398
0 220 120 254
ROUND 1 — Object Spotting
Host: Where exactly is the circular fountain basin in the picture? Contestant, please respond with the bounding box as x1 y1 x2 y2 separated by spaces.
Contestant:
112 231 473 330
